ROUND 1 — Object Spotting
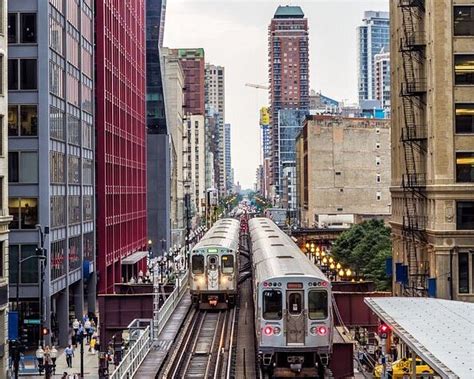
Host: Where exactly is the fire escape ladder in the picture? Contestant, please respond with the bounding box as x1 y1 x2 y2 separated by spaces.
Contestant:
399 0 428 296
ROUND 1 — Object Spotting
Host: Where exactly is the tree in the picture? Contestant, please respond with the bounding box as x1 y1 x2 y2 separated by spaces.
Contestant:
331 220 392 290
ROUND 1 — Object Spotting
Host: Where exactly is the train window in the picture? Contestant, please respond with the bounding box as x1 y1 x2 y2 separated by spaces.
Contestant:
191 255 205 274
263 290 282 320
222 255 234 273
288 293 302 314
308 291 328 320
209 256 217 270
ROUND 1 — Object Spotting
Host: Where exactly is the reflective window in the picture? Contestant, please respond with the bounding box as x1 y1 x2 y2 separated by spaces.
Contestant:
83 159 93 185
50 106 65 141
457 201 474 230
454 6 474 36
83 195 93 221
455 104 474 133
50 196 66 228
8 59 18 89
20 59 37 90
8 151 38 183
208 255 218 270
20 13 36 43
9 245 39 283
308 291 328 320
263 290 282 320
8 13 17 43
68 156 80 184
68 114 81 145
50 151 65 184
8 198 38 229
288 292 302 315
51 239 66 280
221 254 234 273
69 236 81 271
192 255 204 274
83 232 94 262
8 105 38 136
456 152 474 182
455 55 474 85
68 196 81 224
458 252 469 294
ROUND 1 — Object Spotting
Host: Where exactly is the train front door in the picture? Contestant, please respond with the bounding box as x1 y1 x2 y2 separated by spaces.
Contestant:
286 290 305 345
207 255 219 290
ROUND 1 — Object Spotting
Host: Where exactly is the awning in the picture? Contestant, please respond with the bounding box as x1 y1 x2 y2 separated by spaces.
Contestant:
364 297 474 379
121 251 148 265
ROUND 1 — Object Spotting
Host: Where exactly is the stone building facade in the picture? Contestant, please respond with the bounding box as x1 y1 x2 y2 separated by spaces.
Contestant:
390 1 474 300
296 115 391 228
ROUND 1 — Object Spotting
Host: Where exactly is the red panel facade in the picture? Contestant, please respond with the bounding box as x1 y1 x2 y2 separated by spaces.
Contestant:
96 0 147 294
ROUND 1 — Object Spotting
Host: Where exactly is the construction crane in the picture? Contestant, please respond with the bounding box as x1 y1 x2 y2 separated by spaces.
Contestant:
245 83 269 90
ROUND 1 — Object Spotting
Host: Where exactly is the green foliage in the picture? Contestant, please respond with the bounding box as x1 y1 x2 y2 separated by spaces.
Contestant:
331 220 392 291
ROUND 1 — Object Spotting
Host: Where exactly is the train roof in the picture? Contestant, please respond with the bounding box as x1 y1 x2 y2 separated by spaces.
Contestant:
250 218 329 283
193 218 240 251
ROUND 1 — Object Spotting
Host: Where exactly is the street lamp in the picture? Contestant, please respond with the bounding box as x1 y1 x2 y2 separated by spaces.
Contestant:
336 262 342 270
338 269 345 278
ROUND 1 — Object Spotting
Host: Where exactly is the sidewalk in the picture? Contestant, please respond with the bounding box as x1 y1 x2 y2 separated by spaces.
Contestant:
22 344 100 378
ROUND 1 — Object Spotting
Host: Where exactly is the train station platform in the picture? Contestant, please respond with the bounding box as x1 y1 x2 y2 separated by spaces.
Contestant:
133 291 191 378
365 297 474 379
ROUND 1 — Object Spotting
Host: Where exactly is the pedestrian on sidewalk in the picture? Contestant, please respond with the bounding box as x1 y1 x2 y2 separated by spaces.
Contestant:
72 319 79 335
61 372 68 379
90 335 97 353
65 345 74 368
84 318 92 343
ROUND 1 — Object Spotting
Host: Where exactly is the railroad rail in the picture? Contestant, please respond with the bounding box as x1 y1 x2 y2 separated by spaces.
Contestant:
161 307 236 378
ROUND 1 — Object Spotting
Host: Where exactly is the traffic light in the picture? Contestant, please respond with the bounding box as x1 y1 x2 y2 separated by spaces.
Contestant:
378 322 390 339
41 327 50 336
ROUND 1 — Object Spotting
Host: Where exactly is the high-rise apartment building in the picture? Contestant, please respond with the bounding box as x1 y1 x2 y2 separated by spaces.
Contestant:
390 1 474 301
146 0 170 254
8 0 96 347
268 5 309 195
0 3 10 370
224 123 232 193
374 49 390 112
357 11 390 102
178 48 205 116
296 116 391 228
205 64 226 195
96 1 147 295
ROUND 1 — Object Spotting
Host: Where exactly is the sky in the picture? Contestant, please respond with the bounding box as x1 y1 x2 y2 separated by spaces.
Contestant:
164 0 389 189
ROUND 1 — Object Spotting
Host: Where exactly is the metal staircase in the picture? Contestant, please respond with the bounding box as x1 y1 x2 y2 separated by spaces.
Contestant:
399 0 428 296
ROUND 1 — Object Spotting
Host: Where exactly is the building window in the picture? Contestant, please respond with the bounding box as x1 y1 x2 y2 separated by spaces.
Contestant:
83 195 93 221
50 196 66 228
68 196 81 224
376 157 381 166
376 174 381 183
455 104 474 133
69 236 81 271
50 151 65 183
457 201 474 230
20 13 36 43
0 241 3 278
7 13 17 43
8 151 38 183
0 55 3 95
50 106 65 141
8 197 38 229
51 239 66 280
376 191 382 201
454 55 474 85
8 59 37 90
458 252 469 294
454 6 474 36
456 152 474 182
68 156 80 184
8 105 38 136
376 142 380 149
83 159 93 185
9 245 40 283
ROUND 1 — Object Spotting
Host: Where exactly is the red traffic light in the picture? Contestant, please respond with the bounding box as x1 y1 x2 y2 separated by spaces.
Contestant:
378 323 390 338
41 327 49 336
380 324 389 333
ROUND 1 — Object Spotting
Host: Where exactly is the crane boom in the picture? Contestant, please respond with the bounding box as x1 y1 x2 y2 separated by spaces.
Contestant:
245 83 269 90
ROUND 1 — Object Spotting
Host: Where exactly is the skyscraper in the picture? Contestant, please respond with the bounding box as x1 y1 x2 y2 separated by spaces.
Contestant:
390 2 474 300
0 4 10 370
224 123 232 192
8 0 96 347
268 5 309 196
205 64 226 195
357 11 390 103
96 0 147 296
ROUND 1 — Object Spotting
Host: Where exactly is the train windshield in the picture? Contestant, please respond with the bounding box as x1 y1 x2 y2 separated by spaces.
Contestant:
221 255 234 273
308 290 328 320
263 290 282 320
191 255 205 274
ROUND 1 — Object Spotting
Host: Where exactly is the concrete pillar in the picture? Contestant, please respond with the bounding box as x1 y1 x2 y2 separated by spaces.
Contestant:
57 290 70 347
73 280 85 320
410 350 416 379
87 272 97 314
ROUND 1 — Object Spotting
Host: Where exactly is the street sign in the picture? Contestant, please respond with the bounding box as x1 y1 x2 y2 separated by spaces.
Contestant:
23 319 41 325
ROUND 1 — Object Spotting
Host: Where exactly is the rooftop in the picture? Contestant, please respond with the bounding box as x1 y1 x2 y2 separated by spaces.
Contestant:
274 5 305 19
365 297 474 379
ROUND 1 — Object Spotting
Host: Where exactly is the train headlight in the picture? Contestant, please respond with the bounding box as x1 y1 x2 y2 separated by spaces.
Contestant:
317 326 328 336
198 276 205 285
263 326 273 336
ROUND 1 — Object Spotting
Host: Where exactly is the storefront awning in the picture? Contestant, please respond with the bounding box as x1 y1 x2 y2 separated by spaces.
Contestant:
364 297 474 379
121 251 148 265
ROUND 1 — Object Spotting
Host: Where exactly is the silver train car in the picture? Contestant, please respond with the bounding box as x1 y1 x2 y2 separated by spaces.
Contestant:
189 218 240 309
250 218 333 377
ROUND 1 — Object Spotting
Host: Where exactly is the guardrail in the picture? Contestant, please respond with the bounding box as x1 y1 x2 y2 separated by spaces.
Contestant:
154 270 189 337
110 270 189 379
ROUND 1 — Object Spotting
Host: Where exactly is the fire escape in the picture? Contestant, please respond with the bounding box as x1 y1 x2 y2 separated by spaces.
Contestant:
399 0 428 295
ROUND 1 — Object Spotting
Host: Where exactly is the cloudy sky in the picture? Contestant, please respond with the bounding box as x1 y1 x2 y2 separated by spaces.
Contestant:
164 0 389 189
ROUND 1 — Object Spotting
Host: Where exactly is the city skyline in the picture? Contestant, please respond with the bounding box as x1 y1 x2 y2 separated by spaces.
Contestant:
165 0 389 188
